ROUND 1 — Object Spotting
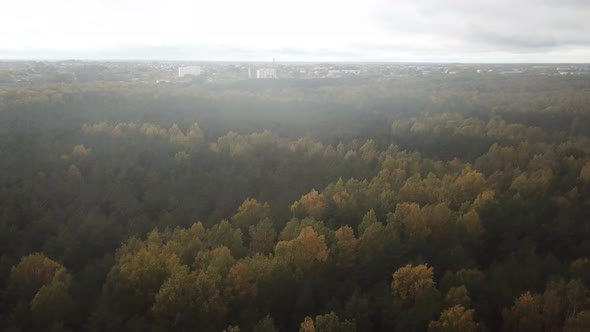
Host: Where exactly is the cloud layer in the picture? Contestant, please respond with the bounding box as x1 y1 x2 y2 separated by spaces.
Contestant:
1 0 589 62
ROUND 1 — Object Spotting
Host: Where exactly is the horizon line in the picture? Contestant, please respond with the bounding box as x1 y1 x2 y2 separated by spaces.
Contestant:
1 58 589 65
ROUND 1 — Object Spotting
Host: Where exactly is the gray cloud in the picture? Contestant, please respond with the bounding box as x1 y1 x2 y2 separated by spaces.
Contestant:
375 0 590 52
2 0 590 62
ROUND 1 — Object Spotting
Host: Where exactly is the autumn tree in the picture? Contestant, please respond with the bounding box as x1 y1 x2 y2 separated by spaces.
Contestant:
249 218 277 255
67 164 81 178
392 264 436 304
98 231 181 325
275 227 329 275
428 305 477 332
151 266 199 328
208 220 246 258
6 253 64 301
444 286 471 308
502 291 543 332
231 198 271 232
358 209 378 236
4 253 72 328
457 209 483 240
330 226 358 268
225 260 257 304
299 312 356 332
291 189 328 220
72 144 91 157
359 139 378 162
300 316 316 332
389 202 452 241
30 267 74 328
389 202 426 240
450 169 486 205
279 218 332 242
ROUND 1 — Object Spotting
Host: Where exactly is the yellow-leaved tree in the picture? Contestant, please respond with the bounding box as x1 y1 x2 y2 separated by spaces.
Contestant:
428 305 477 332
392 264 435 303
275 226 329 275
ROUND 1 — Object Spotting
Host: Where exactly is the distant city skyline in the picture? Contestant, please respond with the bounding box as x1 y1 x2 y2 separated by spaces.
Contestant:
2 0 590 63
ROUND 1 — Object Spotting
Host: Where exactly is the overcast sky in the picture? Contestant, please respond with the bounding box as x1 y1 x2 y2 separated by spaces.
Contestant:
1 0 590 62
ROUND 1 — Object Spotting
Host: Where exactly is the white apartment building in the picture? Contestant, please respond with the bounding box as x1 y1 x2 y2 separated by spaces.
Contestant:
178 65 201 78
256 68 277 79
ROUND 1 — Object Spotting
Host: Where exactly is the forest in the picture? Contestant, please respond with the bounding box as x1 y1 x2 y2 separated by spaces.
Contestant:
1 74 590 331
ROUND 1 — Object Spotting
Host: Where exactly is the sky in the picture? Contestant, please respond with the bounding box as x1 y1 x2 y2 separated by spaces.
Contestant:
1 0 590 62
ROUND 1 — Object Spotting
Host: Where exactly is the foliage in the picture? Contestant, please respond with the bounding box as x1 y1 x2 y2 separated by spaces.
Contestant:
2 75 590 331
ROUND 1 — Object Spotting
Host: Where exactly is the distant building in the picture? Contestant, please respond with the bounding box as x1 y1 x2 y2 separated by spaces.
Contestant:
499 70 524 75
256 68 277 79
327 70 341 77
326 69 361 77
178 65 201 78
342 69 361 75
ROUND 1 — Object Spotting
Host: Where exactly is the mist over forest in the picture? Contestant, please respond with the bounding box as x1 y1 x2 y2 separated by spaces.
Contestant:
1 61 590 332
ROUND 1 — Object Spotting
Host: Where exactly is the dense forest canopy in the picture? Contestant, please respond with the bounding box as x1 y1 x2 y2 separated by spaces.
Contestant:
2 74 590 331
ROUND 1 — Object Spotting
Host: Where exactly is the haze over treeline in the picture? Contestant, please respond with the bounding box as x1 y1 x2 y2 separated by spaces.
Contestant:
1 62 590 331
